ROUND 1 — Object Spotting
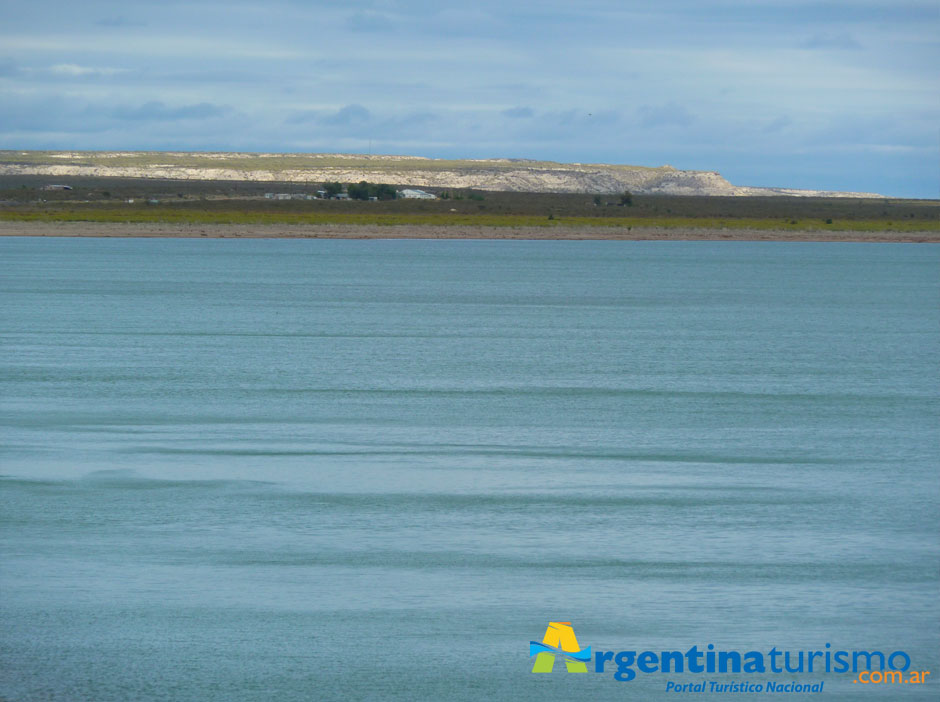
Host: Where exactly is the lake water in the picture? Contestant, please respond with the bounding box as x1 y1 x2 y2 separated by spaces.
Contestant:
1 237 937 701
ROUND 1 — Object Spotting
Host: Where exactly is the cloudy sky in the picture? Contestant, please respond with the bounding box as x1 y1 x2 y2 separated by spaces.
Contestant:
1 0 937 196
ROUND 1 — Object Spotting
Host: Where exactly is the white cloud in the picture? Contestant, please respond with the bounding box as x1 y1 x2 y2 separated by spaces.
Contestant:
49 64 130 76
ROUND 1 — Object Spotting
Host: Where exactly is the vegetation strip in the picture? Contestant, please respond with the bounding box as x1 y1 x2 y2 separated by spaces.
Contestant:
2 210 936 232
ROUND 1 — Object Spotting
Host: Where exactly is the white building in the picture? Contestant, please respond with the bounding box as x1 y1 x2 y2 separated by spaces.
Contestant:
398 189 436 200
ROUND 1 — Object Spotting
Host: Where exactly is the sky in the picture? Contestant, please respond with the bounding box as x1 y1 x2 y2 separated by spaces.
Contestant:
1 0 937 197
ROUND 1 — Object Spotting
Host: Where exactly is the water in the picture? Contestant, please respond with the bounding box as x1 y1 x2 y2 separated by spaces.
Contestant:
1 238 937 701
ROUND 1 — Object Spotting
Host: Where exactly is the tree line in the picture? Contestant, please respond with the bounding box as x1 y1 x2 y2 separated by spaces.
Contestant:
321 181 397 200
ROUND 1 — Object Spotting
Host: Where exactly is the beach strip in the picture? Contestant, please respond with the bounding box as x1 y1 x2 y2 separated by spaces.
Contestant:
1 221 937 242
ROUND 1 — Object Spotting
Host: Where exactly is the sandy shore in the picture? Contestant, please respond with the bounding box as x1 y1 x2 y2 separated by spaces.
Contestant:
1 221 937 242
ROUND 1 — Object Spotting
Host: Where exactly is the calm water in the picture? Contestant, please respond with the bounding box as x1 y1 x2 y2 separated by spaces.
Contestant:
1 238 937 701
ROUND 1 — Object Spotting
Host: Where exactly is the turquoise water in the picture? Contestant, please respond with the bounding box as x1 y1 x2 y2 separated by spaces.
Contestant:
1 238 937 701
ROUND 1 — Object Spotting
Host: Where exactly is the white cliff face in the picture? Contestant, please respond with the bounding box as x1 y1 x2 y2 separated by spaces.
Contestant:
0 151 885 198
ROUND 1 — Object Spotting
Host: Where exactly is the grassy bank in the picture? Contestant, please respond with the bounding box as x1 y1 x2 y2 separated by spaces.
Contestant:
2 207 938 232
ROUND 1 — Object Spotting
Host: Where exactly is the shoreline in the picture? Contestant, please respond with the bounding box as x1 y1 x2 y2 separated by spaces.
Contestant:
1 221 937 242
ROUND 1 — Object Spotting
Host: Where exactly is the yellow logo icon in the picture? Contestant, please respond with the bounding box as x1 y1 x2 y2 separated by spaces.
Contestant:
530 622 591 673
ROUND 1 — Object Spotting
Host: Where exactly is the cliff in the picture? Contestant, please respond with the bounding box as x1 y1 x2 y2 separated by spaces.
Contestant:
0 151 884 198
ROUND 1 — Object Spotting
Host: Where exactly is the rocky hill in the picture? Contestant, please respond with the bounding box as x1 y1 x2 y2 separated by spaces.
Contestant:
0 151 884 198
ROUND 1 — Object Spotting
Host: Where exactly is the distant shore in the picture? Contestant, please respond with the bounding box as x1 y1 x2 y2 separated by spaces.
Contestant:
1 221 937 242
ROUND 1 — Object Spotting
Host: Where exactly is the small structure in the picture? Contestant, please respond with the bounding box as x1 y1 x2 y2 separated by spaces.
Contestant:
275 193 291 200
42 184 72 191
316 190 327 199
264 193 275 199
398 189 436 200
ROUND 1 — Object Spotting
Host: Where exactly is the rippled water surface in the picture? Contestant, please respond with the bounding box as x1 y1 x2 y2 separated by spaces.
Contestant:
1 238 938 700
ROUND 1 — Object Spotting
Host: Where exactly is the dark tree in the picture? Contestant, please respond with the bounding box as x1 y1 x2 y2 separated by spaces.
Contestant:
348 181 371 200
347 181 397 200
373 184 397 200
323 182 343 198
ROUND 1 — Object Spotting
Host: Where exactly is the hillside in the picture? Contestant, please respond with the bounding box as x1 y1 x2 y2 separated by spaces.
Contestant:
0 150 884 198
